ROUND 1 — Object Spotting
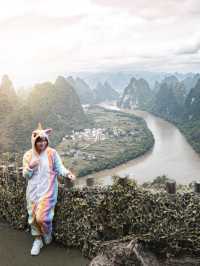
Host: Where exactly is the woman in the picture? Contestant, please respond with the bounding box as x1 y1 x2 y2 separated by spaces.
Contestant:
23 123 75 256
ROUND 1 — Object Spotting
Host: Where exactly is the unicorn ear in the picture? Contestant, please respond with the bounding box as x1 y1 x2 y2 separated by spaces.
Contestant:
44 128 53 135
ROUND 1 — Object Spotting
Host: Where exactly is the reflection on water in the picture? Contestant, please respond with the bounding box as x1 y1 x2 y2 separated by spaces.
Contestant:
77 106 200 186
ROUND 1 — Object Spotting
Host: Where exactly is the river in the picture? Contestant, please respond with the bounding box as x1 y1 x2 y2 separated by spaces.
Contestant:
77 104 200 186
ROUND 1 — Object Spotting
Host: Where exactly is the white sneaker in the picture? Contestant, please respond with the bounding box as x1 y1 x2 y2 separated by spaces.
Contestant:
43 233 52 245
31 239 43 256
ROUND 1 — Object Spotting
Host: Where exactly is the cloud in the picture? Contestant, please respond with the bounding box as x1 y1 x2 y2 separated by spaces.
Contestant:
0 13 87 32
0 0 200 86
93 0 200 20
176 38 200 55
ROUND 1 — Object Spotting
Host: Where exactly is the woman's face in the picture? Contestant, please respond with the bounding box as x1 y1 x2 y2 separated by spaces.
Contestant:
35 137 48 153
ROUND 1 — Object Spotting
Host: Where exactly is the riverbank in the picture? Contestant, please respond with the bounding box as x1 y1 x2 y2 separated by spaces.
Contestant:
176 119 200 154
145 108 200 155
57 106 154 177
0 222 89 266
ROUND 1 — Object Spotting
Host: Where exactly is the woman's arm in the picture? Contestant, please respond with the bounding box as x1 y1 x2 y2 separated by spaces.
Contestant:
22 151 34 179
54 151 70 177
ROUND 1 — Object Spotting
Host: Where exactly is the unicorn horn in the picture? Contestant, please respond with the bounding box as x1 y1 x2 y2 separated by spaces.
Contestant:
37 122 43 130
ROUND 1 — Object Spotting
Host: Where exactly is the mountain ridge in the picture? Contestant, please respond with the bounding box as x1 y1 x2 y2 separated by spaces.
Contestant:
0 75 89 152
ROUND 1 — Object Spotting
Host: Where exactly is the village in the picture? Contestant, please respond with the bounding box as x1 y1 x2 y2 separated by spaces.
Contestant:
60 126 139 162
56 106 153 177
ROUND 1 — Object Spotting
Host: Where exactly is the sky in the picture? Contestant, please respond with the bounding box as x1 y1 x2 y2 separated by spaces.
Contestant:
0 0 200 86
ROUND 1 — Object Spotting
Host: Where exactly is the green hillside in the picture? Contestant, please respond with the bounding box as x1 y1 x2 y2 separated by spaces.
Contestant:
0 76 90 152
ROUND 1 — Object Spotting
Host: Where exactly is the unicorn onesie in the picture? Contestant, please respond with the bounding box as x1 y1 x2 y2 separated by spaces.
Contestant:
23 124 70 244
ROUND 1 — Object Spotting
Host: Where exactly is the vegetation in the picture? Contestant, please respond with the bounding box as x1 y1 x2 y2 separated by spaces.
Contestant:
142 175 170 190
119 74 200 155
178 119 200 153
151 78 200 154
0 76 90 152
1 171 200 260
57 106 154 177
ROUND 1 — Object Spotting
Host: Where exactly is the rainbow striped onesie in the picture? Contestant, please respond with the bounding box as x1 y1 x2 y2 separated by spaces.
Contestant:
23 125 69 236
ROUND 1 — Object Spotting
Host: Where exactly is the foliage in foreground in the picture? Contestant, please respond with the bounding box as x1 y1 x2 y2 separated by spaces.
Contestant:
1 171 200 259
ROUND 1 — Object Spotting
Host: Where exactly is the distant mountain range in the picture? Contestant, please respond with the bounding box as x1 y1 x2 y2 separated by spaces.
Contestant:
118 74 200 121
1 70 200 154
93 81 119 103
67 76 94 104
66 76 119 104
0 75 89 152
118 73 200 153
70 70 200 92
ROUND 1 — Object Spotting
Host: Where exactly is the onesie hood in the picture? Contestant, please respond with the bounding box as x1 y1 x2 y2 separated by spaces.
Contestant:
31 123 52 154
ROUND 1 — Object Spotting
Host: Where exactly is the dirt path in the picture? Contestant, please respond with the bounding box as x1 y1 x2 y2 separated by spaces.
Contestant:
0 223 89 266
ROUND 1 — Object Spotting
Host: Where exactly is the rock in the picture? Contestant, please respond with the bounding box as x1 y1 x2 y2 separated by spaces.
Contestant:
89 239 160 266
89 255 111 266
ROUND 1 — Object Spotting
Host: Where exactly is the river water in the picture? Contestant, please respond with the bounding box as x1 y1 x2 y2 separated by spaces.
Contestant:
77 104 200 186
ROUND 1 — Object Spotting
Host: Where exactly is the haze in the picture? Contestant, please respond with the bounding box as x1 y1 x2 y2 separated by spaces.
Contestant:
1 0 200 86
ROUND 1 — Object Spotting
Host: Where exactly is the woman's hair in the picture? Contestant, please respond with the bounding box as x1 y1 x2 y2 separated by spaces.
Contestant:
35 136 48 146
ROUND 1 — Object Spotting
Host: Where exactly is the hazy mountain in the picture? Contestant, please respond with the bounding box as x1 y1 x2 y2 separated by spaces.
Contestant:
93 81 119 103
0 76 89 152
185 79 200 120
74 71 133 92
144 75 200 153
178 78 200 153
0 75 17 99
67 76 94 104
153 81 161 93
0 75 18 121
118 77 153 109
163 76 186 105
162 75 179 87
74 71 174 91
182 73 200 94
69 71 200 93
151 76 186 121
17 86 32 101
152 83 183 121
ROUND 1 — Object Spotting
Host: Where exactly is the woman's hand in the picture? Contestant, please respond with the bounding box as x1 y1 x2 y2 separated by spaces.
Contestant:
68 171 76 181
29 159 39 169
